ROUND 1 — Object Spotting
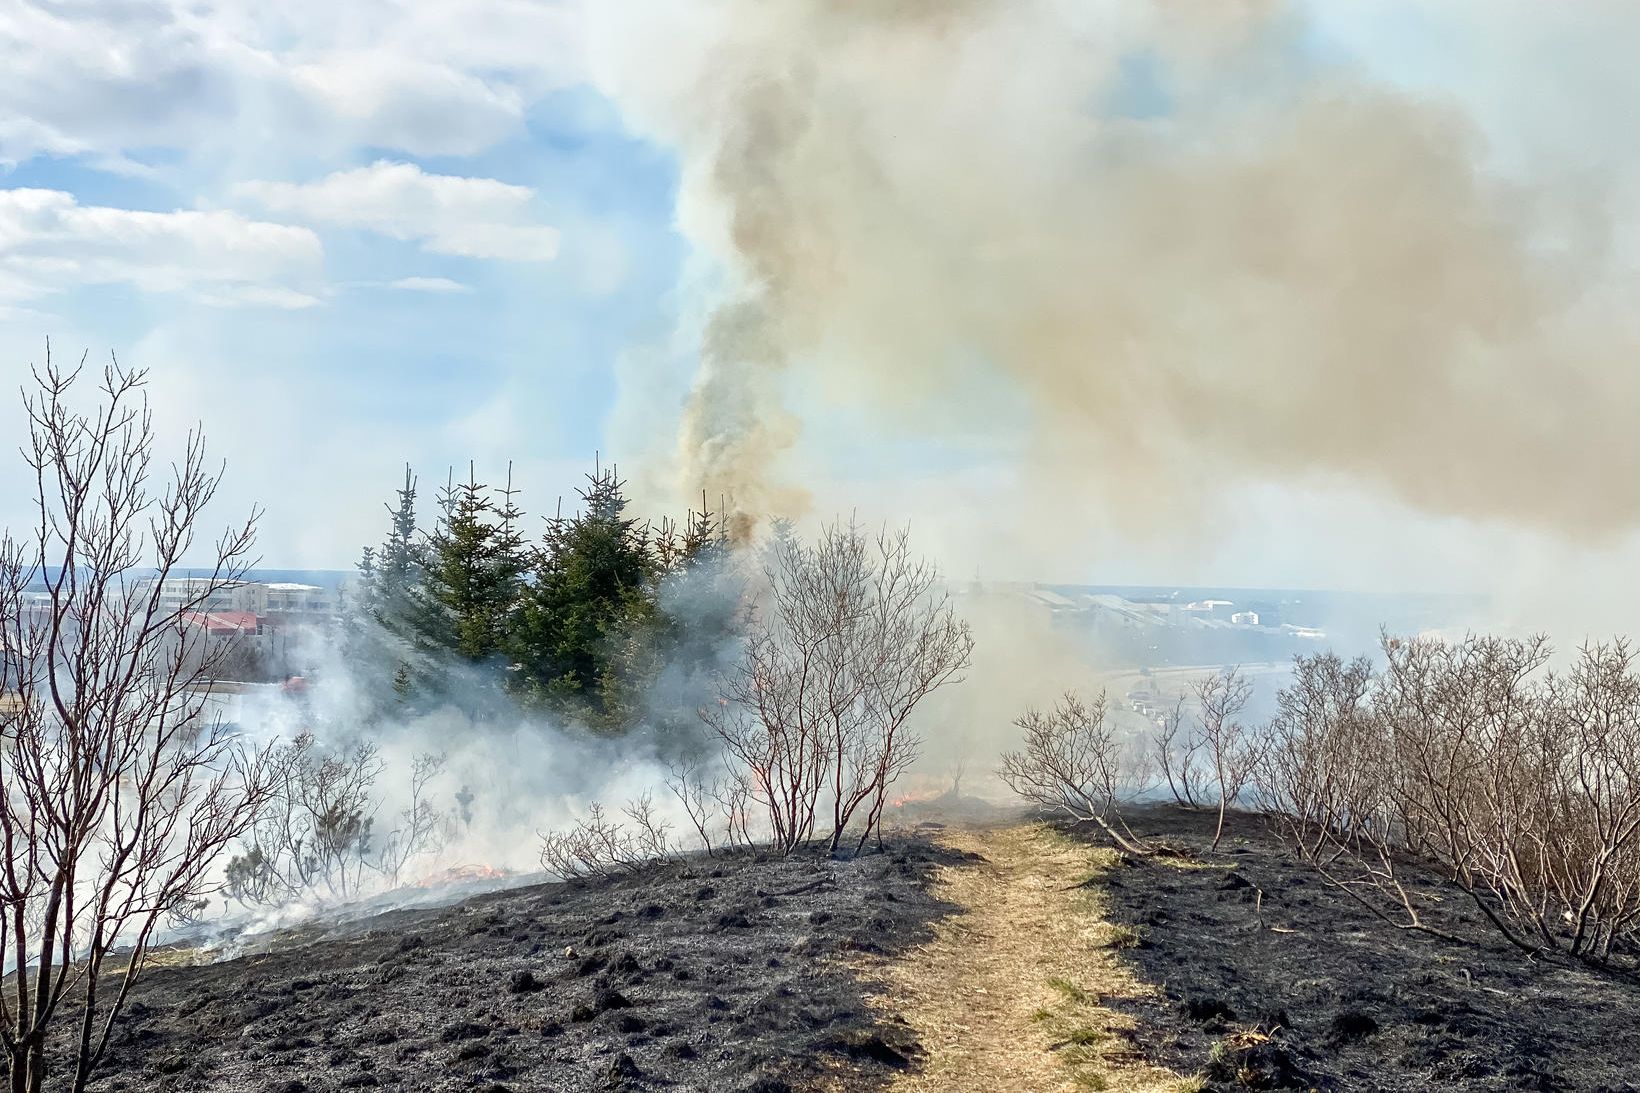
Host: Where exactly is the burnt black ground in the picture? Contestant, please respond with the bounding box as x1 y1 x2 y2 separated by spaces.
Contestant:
1087 804 1640 1093
60 841 964 1093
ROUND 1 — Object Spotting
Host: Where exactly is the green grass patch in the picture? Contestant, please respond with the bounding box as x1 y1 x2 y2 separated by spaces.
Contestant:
1097 923 1144 949
1047 976 1087 1004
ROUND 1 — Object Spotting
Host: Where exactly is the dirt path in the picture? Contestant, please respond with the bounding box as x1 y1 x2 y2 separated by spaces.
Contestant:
865 822 1190 1093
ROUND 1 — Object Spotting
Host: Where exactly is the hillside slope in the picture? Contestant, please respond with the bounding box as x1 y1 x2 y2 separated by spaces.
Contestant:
70 843 963 1093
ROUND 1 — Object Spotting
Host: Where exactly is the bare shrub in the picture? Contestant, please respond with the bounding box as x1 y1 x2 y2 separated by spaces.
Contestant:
702 520 973 856
1149 668 1259 849
665 758 720 856
1192 668 1259 849
227 733 381 904
1152 696 1203 807
1256 652 1376 864
664 759 757 856
0 354 274 1093
1258 634 1640 965
226 736 451 903
998 691 1152 856
1383 635 1640 961
1256 651 1438 935
539 795 676 879
378 752 455 887
1534 644 1640 961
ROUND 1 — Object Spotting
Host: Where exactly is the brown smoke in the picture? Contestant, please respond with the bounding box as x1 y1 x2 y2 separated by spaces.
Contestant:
590 0 1640 541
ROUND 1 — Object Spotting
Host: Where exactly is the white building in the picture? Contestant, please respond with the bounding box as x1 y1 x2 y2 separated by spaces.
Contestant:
138 576 259 614
135 578 336 620
262 583 336 617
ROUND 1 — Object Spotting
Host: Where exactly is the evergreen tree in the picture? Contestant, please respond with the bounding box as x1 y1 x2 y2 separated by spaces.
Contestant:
509 463 657 730
345 455 746 738
376 466 421 603
339 544 377 664
421 463 528 663
352 465 443 706
490 463 530 653
370 465 430 640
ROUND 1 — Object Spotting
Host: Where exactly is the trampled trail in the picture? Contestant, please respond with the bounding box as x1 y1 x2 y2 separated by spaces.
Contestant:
864 822 1189 1093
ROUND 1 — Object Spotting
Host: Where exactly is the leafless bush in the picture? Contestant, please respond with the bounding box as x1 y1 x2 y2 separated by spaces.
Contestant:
716 772 756 850
1151 668 1260 849
702 520 973 856
226 734 383 904
539 795 676 879
1196 668 1260 850
1255 652 1377 864
1255 651 1438 935
378 752 455 887
998 691 1152 856
1152 696 1204 807
665 759 757 856
1257 634 1640 966
226 736 452 903
0 353 273 1093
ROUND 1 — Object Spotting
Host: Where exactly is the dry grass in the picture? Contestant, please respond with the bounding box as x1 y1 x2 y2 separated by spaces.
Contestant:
858 822 1190 1093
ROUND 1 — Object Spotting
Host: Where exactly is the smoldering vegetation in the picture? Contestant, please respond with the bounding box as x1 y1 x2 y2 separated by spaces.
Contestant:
0 359 980 1093
192 458 748 928
54 839 965 1093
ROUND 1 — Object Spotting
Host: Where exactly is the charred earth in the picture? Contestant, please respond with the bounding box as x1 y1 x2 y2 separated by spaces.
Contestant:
1089 805 1640 1093
65 842 964 1093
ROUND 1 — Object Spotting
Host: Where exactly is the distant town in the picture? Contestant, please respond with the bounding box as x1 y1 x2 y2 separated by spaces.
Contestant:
11 569 1480 739
17 573 339 683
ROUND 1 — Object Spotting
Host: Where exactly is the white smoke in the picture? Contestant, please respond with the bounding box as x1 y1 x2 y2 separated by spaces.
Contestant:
588 0 1640 570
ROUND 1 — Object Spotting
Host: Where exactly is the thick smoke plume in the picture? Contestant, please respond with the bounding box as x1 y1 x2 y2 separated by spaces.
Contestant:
590 0 1640 540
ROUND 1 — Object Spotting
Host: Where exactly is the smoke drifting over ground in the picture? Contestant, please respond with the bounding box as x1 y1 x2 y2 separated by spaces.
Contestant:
589 0 1640 543
196 626 702 937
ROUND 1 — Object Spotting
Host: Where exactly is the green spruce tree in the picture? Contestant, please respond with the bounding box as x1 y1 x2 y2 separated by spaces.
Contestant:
509 462 657 731
421 462 528 663
354 465 445 706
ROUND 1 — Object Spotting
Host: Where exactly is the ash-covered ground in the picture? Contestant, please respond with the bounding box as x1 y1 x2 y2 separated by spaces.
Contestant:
70 839 966 1093
1089 805 1640 1093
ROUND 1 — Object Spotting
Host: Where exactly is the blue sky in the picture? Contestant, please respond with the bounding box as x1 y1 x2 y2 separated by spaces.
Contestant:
0 1 696 566
5 0 1640 634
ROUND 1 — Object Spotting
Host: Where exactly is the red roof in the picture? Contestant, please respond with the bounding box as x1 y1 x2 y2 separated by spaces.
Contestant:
181 610 259 634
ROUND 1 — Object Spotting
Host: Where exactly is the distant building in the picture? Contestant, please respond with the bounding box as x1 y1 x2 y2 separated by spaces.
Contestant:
140 576 258 614
135 577 337 682
1230 611 1259 626
262 582 337 618
135 577 335 620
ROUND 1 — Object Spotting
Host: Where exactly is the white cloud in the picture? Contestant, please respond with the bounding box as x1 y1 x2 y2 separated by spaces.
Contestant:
287 52 526 158
193 285 324 309
0 0 586 166
235 161 560 261
0 188 323 306
387 276 475 294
